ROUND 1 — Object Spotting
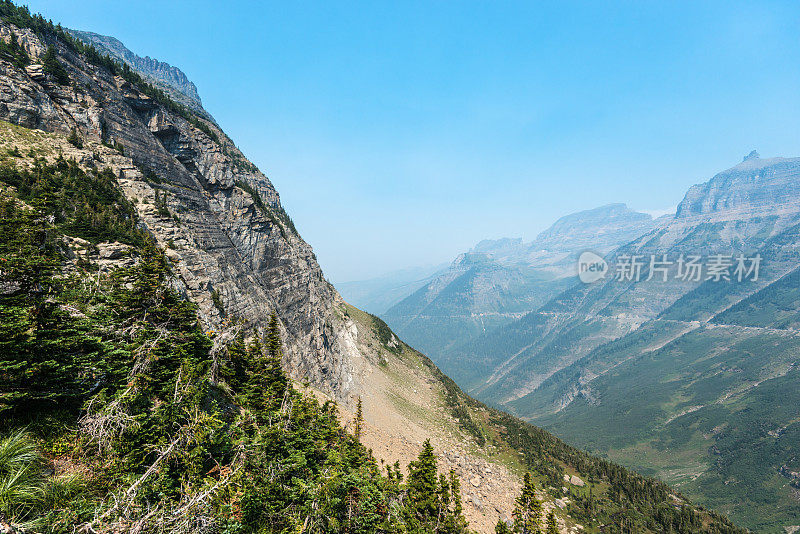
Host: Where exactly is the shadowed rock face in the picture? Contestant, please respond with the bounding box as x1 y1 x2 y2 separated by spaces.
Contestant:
0 20 361 402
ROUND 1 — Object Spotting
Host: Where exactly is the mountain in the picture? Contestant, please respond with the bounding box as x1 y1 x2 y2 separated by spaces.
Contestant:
335 262 447 315
69 29 210 121
0 5 744 533
382 204 657 387
534 203 657 253
457 153 800 531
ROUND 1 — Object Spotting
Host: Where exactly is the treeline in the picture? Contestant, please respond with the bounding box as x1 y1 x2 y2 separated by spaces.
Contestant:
0 155 145 246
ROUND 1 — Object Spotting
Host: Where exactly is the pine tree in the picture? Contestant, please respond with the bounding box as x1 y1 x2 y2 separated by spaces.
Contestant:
220 332 248 391
66 127 83 148
354 396 364 441
0 197 103 414
496 519 512 534
438 473 450 523
407 439 440 521
264 312 287 396
449 468 462 517
266 312 282 359
41 45 68 84
513 473 543 534
546 510 559 534
0 33 29 67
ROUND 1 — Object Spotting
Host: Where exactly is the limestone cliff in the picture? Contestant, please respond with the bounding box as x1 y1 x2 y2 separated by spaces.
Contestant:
676 152 800 224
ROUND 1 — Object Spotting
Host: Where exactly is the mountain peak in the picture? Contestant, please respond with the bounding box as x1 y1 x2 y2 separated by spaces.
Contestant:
470 237 525 256
743 149 760 162
676 154 800 221
531 203 654 252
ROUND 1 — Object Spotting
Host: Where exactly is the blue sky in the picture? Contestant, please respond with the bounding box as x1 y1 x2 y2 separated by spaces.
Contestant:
27 1 800 282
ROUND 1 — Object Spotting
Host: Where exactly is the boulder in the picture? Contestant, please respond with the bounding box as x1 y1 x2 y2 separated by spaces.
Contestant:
98 241 130 259
569 475 585 487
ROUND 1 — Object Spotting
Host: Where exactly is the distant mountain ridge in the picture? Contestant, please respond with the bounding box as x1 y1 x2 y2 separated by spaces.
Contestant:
449 151 800 531
335 263 447 315
532 203 656 252
676 153 800 223
381 203 657 383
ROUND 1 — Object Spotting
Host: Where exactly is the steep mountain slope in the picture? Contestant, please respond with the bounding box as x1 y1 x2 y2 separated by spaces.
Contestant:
462 153 800 531
383 204 656 387
0 12 365 401
0 126 740 534
0 5 745 532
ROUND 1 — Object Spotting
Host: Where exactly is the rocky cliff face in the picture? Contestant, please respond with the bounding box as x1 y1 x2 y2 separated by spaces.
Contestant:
0 20 362 402
68 30 207 120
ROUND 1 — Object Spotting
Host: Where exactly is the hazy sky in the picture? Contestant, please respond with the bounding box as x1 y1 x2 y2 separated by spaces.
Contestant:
27 1 800 282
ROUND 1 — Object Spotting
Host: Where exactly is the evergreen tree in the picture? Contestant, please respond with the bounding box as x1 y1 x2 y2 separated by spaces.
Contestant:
264 312 288 397
403 439 468 533
0 197 104 414
513 473 543 534
41 44 68 84
449 468 463 517
407 439 439 521
355 396 364 441
220 332 249 390
546 511 559 534
496 519 512 534
66 127 83 148
0 33 29 67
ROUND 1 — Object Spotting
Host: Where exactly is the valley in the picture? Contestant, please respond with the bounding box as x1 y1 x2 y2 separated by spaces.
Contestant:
367 152 800 531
